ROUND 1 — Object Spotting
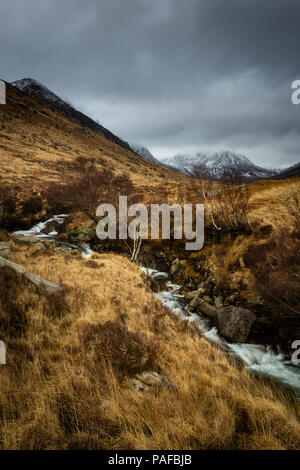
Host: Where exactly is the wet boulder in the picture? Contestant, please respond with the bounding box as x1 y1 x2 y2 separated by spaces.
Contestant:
65 212 96 243
217 306 257 343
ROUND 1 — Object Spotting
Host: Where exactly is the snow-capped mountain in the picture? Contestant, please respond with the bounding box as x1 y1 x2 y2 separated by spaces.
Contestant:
11 78 132 152
129 143 161 164
161 151 277 181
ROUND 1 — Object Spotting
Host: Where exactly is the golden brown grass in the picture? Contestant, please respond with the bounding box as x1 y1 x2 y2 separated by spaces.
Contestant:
0 241 299 450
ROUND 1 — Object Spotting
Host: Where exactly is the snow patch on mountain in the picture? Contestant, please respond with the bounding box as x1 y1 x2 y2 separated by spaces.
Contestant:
161 151 277 181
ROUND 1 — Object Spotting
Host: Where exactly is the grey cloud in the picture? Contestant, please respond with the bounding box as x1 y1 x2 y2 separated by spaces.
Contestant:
0 0 299 167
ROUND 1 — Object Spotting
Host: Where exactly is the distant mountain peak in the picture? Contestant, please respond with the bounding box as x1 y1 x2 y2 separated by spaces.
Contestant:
161 151 277 181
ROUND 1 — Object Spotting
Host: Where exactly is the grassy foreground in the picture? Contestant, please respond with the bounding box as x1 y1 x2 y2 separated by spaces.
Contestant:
0 240 299 450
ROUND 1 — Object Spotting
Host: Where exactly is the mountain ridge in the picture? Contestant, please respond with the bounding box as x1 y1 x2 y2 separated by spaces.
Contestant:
161 150 277 181
159 150 300 182
11 78 133 154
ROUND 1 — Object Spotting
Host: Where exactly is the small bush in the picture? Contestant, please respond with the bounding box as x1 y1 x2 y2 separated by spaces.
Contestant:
0 183 17 228
21 195 43 216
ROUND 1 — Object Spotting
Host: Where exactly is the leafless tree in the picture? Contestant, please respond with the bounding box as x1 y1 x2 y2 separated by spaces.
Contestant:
193 164 222 231
193 166 251 232
215 169 250 231
124 228 143 262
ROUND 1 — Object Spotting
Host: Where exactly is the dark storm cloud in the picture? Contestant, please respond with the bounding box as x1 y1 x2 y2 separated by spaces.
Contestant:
0 0 299 167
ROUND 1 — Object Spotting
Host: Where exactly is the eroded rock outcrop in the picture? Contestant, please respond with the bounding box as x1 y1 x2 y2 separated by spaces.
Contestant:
0 242 10 257
0 255 62 294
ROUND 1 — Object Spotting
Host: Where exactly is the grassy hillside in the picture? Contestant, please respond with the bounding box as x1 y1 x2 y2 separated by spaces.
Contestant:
0 240 299 450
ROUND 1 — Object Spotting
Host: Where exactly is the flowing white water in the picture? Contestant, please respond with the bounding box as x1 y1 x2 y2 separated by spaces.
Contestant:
143 268 300 398
80 243 94 259
13 214 68 237
13 215 94 258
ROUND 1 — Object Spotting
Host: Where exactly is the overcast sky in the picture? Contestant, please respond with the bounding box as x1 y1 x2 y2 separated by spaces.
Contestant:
1 0 299 167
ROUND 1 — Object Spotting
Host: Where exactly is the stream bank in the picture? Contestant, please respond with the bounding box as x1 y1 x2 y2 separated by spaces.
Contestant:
142 267 300 399
8 213 300 398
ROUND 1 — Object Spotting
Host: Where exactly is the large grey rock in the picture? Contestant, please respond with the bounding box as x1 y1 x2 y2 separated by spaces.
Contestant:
0 242 10 257
0 256 63 294
0 340 6 364
152 272 168 281
217 306 256 343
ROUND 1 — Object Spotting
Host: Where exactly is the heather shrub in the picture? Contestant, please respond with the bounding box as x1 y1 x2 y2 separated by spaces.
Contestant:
21 195 43 216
